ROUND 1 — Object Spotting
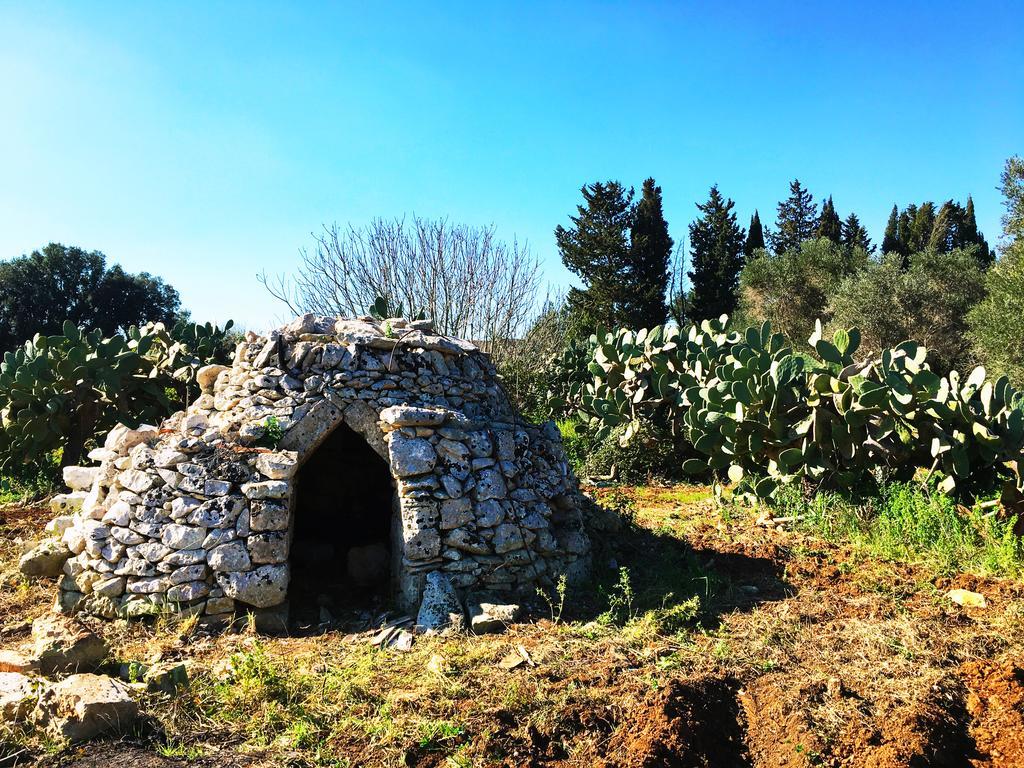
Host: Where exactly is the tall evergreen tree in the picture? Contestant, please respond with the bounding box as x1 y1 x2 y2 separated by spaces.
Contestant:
881 205 902 256
908 202 936 253
688 185 746 321
555 181 635 338
625 177 673 329
744 210 766 257
817 196 842 243
928 200 957 252
841 213 873 253
770 179 818 253
955 196 993 267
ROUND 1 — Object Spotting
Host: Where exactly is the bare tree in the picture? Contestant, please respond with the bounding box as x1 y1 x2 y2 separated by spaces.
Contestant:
260 217 542 348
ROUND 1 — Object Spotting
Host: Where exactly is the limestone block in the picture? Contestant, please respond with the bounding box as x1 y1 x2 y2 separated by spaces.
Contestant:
216 564 289 608
0 672 38 721
208 541 251 572
19 539 70 578
388 433 436 477
35 673 138 742
63 466 98 492
31 615 108 675
416 571 463 632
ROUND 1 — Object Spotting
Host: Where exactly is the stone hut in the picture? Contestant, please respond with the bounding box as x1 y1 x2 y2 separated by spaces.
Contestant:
47 314 590 626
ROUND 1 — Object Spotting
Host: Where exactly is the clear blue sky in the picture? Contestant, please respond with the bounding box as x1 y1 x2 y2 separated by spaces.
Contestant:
1 2 1021 332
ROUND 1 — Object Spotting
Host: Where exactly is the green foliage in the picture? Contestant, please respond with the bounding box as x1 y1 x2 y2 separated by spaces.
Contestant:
556 179 673 339
0 318 233 471
687 185 746 321
555 419 591 476
552 313 1024 507
817 196 842 244
828 248 985 372
739 237 868 347
770 179 818 254
881 199 991 266
777 482 1024 577
744 210 766 258
256 416 284 449
367 296 425 322
583 420 685 484
0 243 184 353
969 156 1024 386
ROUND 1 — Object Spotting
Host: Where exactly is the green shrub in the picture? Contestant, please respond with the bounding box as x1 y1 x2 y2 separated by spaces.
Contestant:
0 318 233 472
556 418 590 476
583 420 685 484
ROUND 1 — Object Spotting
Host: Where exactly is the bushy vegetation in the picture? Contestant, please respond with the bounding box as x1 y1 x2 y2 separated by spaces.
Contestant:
551 316 1024 509
0 319 233 473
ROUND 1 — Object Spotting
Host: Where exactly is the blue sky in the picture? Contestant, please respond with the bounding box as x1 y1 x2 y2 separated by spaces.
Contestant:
1 2 1021 332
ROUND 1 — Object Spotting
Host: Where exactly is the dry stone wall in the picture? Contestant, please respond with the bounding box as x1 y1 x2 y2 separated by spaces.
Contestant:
45 314 590 624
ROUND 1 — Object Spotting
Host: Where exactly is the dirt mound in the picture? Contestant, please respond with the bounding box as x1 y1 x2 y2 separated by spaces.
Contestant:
740 675 823 768
961 660 1024 767
603 676 749 767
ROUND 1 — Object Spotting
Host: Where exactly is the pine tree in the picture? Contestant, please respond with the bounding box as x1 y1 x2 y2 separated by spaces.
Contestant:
745 210 766 258
556 181 635 337
770 179 818 253
625 177 673 329
688 185 746 321
841 213 873 253
881 205 902 255
817 196 842 243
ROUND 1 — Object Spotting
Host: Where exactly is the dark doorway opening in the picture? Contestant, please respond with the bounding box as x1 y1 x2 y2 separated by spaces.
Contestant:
289 421 396 628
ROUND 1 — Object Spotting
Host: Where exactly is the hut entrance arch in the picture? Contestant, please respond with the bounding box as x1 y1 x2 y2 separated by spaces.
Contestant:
285 413 399 625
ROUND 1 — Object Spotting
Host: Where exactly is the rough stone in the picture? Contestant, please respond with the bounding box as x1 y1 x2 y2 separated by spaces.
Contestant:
388 433 437 477
0 672 37 721
416 571 463 632
31 615 108 674
216 564 289 608
63 466 98 491
19 539 71 578
469 601 521 634
35 673 138 742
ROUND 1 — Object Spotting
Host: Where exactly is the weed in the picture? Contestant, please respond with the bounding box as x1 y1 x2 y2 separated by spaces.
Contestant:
537 573 568 624
417 720 465 751
156 741 204 760
599 567 636 625
257 415 284 449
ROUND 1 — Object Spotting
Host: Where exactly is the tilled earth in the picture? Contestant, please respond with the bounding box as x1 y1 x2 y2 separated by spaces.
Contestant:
2 486 1023 767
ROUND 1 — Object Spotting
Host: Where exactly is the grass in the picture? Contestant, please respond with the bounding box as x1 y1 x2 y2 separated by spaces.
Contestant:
775 481 1024 578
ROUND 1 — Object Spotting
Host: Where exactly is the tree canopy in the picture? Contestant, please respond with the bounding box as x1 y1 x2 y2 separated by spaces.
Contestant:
0 243 183 352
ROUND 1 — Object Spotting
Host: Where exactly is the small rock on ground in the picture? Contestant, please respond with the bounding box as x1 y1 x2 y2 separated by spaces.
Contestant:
31 615 108 675
416 571 464 632
469 602 521 634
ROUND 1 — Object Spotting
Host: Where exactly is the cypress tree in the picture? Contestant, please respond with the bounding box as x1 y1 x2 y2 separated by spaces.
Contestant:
745 210 766 257
841 213 873 253
555 181 635 338
881 205 901 255
625 177 673 329
928 201 957 252
817 196 843 243
908 202 936 253
688 185 746 321
956 196 993 267
770 179 818 253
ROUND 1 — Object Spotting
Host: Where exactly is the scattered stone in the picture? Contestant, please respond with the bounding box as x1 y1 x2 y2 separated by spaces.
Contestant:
947 588 987 608
31 615 108 674
62 466 98 492
143 661 189 693
0 650 38 674
0 671 37 721
35 673 138 741
469 602 521 634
